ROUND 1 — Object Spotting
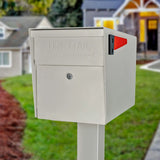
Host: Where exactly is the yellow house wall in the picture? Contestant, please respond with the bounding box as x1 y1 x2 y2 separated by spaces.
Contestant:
125 2 138 9
139 19 146 42
139 11 159 43
140 12 159 17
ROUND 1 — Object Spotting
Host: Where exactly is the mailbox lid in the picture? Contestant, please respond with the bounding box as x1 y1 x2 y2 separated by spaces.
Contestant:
30 27 104 37
36 65 105 124
31 28 104 66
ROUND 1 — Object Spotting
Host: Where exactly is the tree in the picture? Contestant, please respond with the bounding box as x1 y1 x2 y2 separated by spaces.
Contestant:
0 0 29 16
0 0 53 16
7 0 19 16
0 0 7 16
28 0 53 15
48 0 82 27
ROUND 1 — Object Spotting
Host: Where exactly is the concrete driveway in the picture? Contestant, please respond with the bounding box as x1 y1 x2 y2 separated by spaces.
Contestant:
140 60 160 72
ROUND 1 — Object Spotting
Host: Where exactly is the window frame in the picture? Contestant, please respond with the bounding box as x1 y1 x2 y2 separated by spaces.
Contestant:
0 51 12 68
0 27 5 39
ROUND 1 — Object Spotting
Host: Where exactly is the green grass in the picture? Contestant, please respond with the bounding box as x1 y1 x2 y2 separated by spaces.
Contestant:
2 66 160 160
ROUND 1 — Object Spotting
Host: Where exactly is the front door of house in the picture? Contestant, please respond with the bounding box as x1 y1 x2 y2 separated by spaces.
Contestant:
147 19 158 50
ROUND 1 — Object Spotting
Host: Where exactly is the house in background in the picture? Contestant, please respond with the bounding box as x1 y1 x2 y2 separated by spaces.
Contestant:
0 16 52 78
82 0 160 57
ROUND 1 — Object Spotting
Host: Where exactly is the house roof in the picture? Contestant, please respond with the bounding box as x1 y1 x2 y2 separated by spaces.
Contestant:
81 0 125 10
113 0 160 17
0 16 45 48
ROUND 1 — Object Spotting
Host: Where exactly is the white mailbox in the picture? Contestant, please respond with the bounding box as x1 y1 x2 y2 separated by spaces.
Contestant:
29 27 136 125
30 27 136 160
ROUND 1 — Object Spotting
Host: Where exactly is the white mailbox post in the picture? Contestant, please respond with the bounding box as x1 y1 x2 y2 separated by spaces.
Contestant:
29 27 136 160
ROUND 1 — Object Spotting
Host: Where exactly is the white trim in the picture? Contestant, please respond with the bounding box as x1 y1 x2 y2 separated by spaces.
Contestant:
119 14 125 24
113 0 130 17
0 51 12 68
140 59 160 73
0 27 5 39
20 49 23 75
124 8 160 14
83 9 87 27
131 0 140 8
154 0 160 8
28 53 32 73
144 0 160 8
144 0 154 7
140 0 144 8
94 17 119 30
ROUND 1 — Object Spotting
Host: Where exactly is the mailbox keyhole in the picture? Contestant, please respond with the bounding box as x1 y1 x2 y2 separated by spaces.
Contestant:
66 73 73 80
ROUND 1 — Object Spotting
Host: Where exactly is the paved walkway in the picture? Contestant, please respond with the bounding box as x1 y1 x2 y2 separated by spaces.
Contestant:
137 52 159 60
148 61 160 70
140 60 160 160
145 123 160 160
140 59 160 72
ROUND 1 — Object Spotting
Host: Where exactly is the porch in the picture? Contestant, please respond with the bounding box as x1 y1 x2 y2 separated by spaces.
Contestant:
94 0 160 59
137 51 159 60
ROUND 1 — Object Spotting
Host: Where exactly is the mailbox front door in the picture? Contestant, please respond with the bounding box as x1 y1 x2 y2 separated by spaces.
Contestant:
37 65 105 124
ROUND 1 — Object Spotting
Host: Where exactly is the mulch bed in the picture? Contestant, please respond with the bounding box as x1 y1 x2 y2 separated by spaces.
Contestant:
136 60 154 65
0 81 31 160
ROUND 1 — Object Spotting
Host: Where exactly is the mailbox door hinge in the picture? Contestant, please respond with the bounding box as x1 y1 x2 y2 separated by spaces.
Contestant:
108 34 115 55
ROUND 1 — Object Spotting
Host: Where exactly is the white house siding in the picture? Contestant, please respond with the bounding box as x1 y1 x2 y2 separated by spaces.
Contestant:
0 23 13 39
21 17 53 74
37 17 53 29
0 49 22 78
5 30 13 39
22 51 30 74
0 17 53 78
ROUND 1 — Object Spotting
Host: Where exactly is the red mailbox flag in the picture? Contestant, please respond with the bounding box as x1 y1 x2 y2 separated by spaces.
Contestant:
109 34 127 55
114 36 127 50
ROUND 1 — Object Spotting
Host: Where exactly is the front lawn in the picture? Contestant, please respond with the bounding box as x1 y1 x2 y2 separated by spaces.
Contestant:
2 66 160 160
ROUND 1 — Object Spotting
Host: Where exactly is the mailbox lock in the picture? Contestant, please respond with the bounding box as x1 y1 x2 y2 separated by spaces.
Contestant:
66 73 73 80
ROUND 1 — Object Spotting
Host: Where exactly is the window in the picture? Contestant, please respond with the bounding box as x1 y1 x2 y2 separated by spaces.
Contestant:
103 20 114 29
0 52 11 67
96 19 102 27
0 27 5 39
94 18 117 30
148 20 157 30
